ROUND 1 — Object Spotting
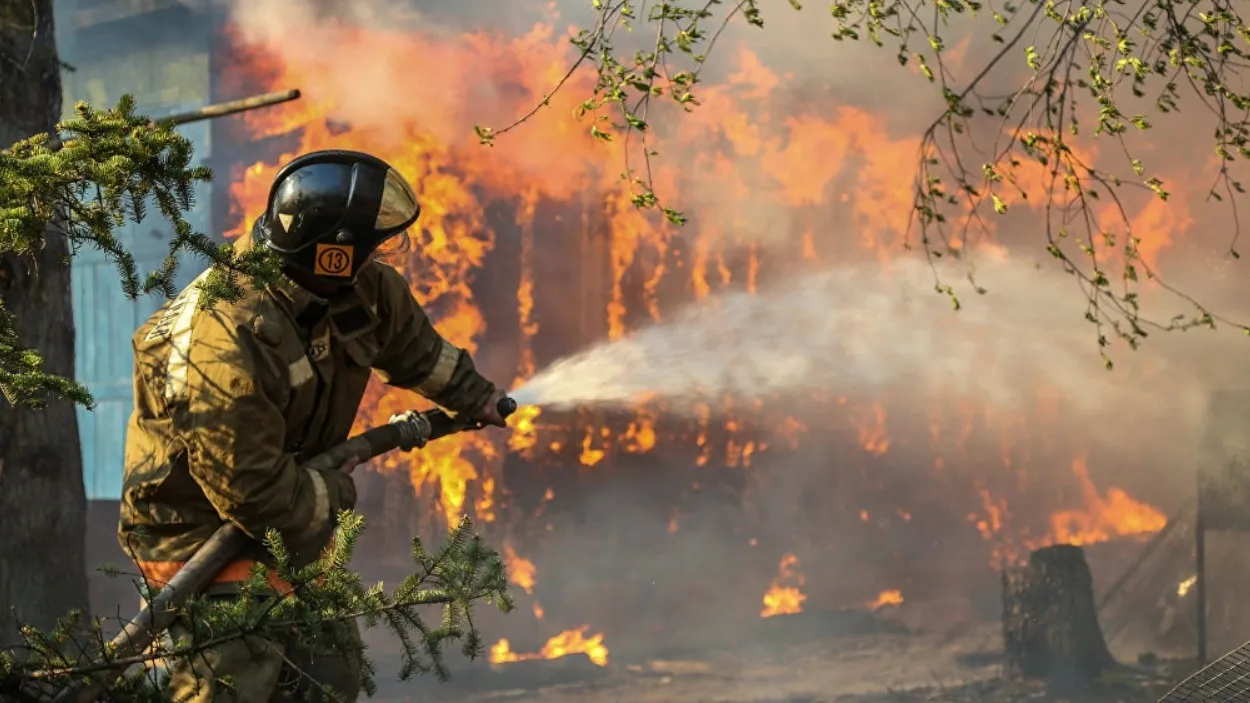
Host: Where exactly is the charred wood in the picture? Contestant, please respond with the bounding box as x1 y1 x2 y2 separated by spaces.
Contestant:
1002 544 1115 687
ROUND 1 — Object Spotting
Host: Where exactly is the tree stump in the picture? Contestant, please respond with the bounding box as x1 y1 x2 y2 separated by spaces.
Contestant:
1002 544 1115 686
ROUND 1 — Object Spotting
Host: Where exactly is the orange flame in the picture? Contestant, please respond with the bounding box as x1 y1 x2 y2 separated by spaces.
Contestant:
971 456 1168 567
503 543 537 595
621 407 659 454
507 405 542 454
760 553 807 618
489 627 609 667
866 589 904 611
579 427 607 467
855 403 891 456
1031 456 1168 548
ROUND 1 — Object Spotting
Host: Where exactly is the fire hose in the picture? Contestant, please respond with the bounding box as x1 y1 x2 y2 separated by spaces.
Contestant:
52 396 518 703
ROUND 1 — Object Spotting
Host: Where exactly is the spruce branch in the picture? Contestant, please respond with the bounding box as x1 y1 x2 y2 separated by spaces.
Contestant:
0 513 513 700
0 95 284 408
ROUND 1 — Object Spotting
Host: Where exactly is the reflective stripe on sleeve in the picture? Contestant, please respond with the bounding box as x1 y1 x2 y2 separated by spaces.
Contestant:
295 468 331 544
414 340 461 397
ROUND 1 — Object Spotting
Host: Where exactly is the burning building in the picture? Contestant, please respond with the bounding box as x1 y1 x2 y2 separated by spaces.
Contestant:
65 0 1250 678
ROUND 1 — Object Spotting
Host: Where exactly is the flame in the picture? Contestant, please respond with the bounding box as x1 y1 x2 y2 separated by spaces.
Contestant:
621 407 658 454
866 589 904 611
511 187 540 461
515 187 540 374
475 475 496 524
969 456 1169 567
1032 456 1168 548
579 427 606 467
854 402 891 456
507 405 542 454
972 488 1007 542
489 627 609 667
760 553 807 618
503 543 537 595
1178 575 1197 597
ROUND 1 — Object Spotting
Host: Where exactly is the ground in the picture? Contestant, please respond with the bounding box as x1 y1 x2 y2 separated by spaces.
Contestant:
366 617 1188 703
79 505 1194 703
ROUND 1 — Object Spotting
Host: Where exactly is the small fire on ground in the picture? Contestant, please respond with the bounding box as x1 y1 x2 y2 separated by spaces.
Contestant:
759 554 904 618
761 554 807 618
490 627 610 667
866 589 904 611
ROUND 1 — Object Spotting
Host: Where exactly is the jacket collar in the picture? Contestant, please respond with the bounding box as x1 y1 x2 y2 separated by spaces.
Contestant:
232 232 374 335
269 274 327 320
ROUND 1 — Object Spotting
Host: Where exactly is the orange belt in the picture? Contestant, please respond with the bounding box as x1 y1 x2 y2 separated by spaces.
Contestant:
136 559 295 596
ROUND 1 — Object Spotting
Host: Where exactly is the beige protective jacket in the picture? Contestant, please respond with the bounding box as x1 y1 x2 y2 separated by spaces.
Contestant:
119 238 494 569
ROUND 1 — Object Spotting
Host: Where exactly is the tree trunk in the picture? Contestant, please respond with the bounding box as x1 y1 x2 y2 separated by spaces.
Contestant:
0 0 91 647
1002 544 1114 687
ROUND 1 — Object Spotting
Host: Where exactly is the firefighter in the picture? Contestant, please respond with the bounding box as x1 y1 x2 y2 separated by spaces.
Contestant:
119 149 508 702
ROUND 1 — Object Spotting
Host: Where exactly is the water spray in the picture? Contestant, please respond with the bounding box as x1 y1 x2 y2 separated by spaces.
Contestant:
507 258 1201 429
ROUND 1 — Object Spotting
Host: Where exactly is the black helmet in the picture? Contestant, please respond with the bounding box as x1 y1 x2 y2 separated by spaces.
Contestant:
252 149 420 283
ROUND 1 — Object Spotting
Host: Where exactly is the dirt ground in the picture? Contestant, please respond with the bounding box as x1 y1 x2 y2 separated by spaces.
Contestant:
78 504 1194 703
363 616 1187 703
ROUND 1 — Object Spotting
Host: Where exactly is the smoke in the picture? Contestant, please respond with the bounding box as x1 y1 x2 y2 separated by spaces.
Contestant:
494 250 1241 653
220 0 1239 265
222 0 562 147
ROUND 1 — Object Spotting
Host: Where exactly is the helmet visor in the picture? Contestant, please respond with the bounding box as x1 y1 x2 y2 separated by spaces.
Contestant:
371 228 412 266
368 169 418 266
375 168 420 232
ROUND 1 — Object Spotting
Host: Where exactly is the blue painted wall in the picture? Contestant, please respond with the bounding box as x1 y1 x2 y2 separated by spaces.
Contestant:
72 116 213 499
56 1 218 499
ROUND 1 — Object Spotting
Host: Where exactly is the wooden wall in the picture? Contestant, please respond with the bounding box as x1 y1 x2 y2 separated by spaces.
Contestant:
54 0 219 499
